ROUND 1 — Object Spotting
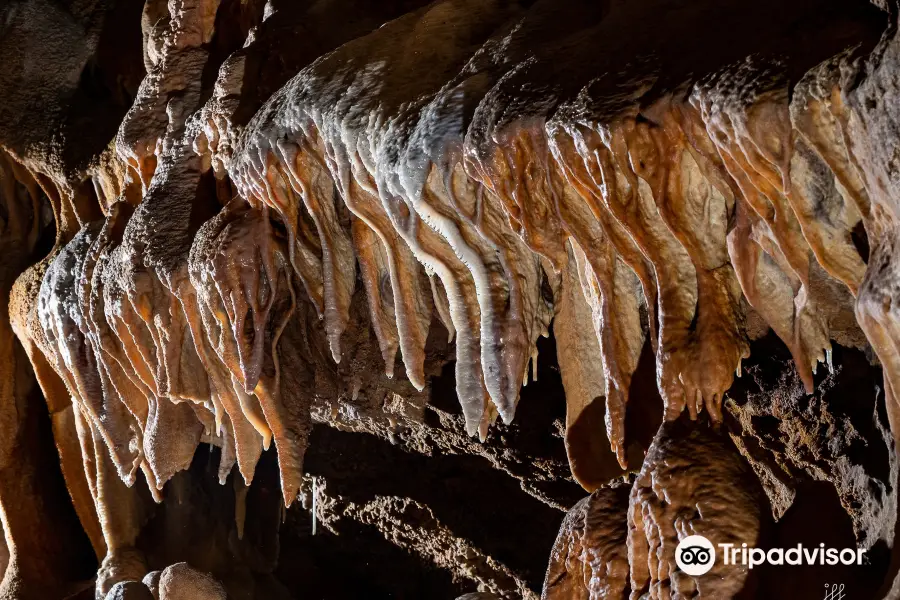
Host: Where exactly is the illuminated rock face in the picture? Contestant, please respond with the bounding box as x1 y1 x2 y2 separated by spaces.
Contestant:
3 0 900 597
628 419 765 599
543 477 632 600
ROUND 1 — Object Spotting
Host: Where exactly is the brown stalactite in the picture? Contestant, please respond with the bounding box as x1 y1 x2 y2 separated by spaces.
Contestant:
0 151 97 599
4 0 900 598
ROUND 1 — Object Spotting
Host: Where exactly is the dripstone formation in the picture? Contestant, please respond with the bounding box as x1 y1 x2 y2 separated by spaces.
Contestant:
2 0 900 598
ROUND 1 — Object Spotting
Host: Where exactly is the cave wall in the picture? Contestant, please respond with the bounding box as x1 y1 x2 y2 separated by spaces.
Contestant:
2 0 900 598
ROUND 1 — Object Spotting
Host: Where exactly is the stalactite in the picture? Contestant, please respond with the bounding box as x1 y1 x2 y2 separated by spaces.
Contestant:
3 0 900 596
10 0 882 502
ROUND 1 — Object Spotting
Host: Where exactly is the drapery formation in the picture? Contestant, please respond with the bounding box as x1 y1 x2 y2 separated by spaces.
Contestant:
4 0 900 597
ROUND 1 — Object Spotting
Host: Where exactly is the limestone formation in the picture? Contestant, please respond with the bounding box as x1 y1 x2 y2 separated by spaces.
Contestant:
2 0 900 597
543 478 631 600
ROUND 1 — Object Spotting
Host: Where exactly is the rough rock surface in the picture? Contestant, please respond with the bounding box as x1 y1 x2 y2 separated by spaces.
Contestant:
4 0 900 598
105 581 154 600
726 338 896 549
628 418 767 599
543 478 632 600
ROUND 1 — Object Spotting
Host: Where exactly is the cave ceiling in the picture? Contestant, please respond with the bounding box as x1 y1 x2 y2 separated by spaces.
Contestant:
2 0 900 598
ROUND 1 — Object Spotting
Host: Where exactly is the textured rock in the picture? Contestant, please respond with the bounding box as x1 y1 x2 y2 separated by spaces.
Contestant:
0 535 7 588
628 418 766 599
140 572 160 600
157 563 225 600
543 478 632 600
6 0 887 507
726 339 896 548
104 581 154 600
3 0 900 598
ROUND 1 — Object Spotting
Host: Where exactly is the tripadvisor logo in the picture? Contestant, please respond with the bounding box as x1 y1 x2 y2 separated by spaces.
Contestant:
676 535 716 576
675 535 867 576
